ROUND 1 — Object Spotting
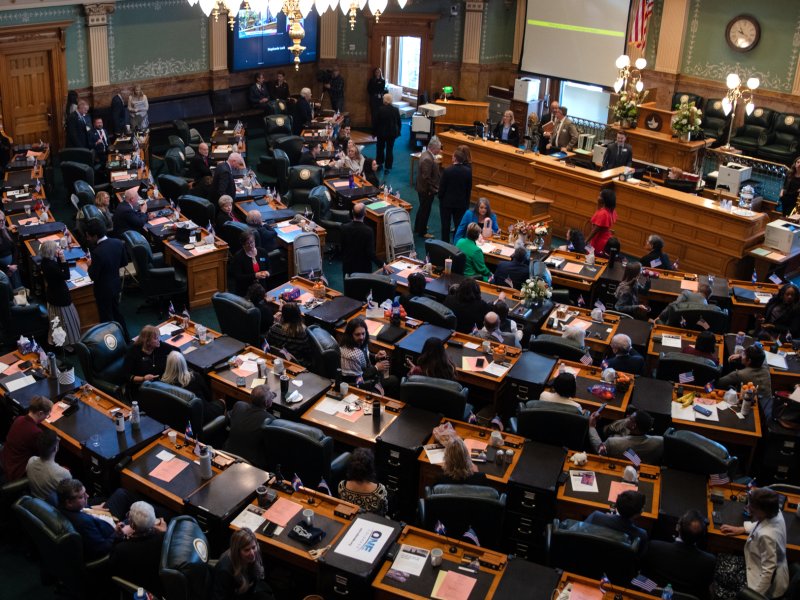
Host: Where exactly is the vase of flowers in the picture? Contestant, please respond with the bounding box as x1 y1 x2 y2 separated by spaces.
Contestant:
612 92 639 128
521 276 552 307
510 221 532 247
671 102 703 142
533 222 549 251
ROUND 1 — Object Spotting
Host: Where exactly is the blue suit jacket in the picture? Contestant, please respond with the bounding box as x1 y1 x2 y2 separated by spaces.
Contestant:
61 508 116 559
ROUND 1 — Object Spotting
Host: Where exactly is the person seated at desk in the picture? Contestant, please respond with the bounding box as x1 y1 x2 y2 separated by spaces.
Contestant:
338 448 388 516
266 301 311 369
246 210 277 252
492 110 520 146
0 395 52 482
585 490 649 554
292 87 314 136
438 437 488 486
564 228 587 254
444 278 495 334
780 157 800 217
340 317 398 395
454 198 499 244
231 229 270 296
335 121 352 152
720 487 789 599
112 186 148 238
125 325 168 391
720 343 772 400
26 429 70 503
109 500 167 598
683 330 719 365
190 142 215 181
640 234 672 270
162 351 225 422
363 157 382 188
298 141 322 167
473 311 520 348
601 131 633 170
491 246 529 290
455 222 492 281
77 191 113 231
225 385 275 465
539 372 583 410
614 261 651 319
641 509 716 600
755 283 800 340
213 528 275 600
332 140 365 174
397 271 428 311
562 324 586 349
246 283 275 336
604 333 645 375
494 301 521 343
589 409 663 465
405 337 457 379
216 194 240 230
0 212 22 289
267 70 289 101
655 283 712 325
587 189 618 257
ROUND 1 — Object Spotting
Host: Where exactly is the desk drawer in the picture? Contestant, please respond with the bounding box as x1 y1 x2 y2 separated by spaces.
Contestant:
506 485 556 518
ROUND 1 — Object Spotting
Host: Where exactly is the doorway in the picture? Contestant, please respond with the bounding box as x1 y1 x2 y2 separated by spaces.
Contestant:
382 36 422 101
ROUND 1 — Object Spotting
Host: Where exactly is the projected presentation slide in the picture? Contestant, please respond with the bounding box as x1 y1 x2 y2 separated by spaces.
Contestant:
231 9 319 71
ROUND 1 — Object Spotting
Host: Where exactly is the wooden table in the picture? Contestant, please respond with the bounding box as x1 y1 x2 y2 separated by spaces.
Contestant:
5 209 56 231
728 280 779 333
749 244 800 281
162 231 229 309
544 250 608 294
372 526 508 600
265 276 342 311
640 268 729 304
547 360 633 420
210 126 246 160
3 164 44 188
555 572 663 600
646 324 724 369
433 99 489 133
557 450 661 526
474 184 553 232
443 332 522 404
610 123 714 173
541 305 620 354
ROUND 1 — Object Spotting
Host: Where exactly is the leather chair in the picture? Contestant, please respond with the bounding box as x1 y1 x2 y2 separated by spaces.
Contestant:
702 98 731 143
178 194 215 228
293 232 323 278
139 381 227 445
0 475 29 526
758 112 800 165
318 207 350 257
172 119 202 153
400 375 470 420
425 239 466 275
168 134 195 161
730 108 776 156
157 174 190 203
259 419 350 485
384 207 415 261
344 273 397 304
61 161 109 197
123 230 187 310
264 115 294 149
159 516 213 600
285 166 324 215
307 325 341 379
212 292 261 347
0 271 49 345
219 220 249 255
666 303 729 334
75 204 104 245
655 352 720 386
405 296 457 330
59 147 94 167
164 147 187 177
267 99 289 115
256 151 290 195
274 135 306 166
546 518 640 582
529 334 587 362
418 484 507 551
662 427 738 475
13 495 110 598
671 92 703 109
516 400 589 450
75 322 130 397
73 180 96 208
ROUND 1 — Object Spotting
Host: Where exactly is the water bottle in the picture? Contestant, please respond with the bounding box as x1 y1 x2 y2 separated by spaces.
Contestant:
280 374 290 399
662 584 673 600
391 298 401 325
115 412 125 433
348 172 355 188
131 401 141 429
134 588 146 600
558 362 566 375
199 445 213 480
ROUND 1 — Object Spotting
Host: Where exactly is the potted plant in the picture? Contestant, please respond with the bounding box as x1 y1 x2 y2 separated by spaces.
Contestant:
671 102 703 142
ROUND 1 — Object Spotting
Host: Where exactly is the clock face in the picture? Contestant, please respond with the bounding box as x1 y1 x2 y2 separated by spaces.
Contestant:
726 15 760 52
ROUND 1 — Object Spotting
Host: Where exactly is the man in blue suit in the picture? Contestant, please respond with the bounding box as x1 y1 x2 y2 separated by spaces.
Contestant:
112 186 148 239
86 219 130 340
57 478 118 559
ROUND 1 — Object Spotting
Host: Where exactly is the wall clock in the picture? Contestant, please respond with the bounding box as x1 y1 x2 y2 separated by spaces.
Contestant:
726 15 760 52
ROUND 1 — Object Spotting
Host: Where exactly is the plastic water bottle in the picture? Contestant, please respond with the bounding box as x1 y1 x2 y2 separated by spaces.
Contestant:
131 401 141 429
391 298 401 325
662 584 673 600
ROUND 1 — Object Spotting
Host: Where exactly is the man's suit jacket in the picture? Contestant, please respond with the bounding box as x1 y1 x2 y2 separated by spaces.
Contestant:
341 220 380 276
605 348 645 375
538 111 556 138
601 141 634 170
189 153 215 181
641 540 716 599
110 94 128 134
211 160 236 204
66 111 91 149
248 82 269 108
298 152 318 166
492 259 529 290
268 81 290 101
224 402 274 465
112 201 147 238
416 150 440 195
550 117 579 151
89 237 127 300
89 127 110 162
375 104 401 140
292 98 313 135
438 163 472 209
744 514 790 597
61 508 116 560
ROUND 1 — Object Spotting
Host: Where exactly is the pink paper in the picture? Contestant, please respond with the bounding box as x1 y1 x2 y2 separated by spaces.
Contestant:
189 246 215 256
46 402 69 423
3 362 23 376
279 224 301 233
680 279 699 291
464 439 487 453
767 251 786 260
569 582 604 600
608 481 638 503
568 319 591 331
365 319 385 336
336 408 363 423
395 268 418 280
18 217 38 226
149 217 169 226
433 570 476 600
149 458 190 482
231 367 251 378
263 497 303 527
562 262 584 274
461 356 485 372
331 180 349 188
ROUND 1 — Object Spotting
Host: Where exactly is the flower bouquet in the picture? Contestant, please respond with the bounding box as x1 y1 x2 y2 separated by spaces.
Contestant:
521 276 552 306
671 102 703 141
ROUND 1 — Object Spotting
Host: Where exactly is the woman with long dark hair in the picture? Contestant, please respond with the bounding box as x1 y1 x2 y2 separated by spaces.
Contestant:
444 278 494 333
337 448 388 516
406 338 456 379
756 283 800 339
213 528 274 600
614 261 651 318
586 188 618 256
267 301 310 368
454 197 499 243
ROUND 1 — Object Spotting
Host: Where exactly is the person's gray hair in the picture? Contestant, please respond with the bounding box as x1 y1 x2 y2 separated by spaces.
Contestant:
611 333 632 352
562 325 585 347
428 136 441 150
301 87 312 98
39 240 59 260
246 210 262 226
218 195 233 208
128 501 157 532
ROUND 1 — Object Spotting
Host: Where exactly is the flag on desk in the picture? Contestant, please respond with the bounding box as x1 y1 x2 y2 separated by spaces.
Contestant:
577 295 586 307
710 472 730 486
672 259 679 270
631 574 658 592
434 520 447 536
490 415 504 432
599 574 611 593
770 273 783 285
317 478 332 496
262 338 270 353
462 526 480 547
623 448 642 467
291 473 304 491
678 371 695 384
680 316 687 328
467 412 478 424
207 221 215 236
752 269 758 283
580 353 594 366
182 306 191 321
705 381 715 394
185 421 194 440
594 300 606 311
168 301 176 317
697 317 710 330
601 359 609 369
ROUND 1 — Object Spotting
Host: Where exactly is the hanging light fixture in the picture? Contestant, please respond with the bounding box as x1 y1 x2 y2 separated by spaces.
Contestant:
369 0 388 22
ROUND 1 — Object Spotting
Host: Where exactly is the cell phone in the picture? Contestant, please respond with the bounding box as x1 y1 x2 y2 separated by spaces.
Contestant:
261 521 278 537
595 402 608 414
18 360 32 370
476 358 485 367
693 404 712 417
236 376 247 387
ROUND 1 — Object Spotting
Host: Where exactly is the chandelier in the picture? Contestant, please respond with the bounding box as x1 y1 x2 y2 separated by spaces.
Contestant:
720 73 759 151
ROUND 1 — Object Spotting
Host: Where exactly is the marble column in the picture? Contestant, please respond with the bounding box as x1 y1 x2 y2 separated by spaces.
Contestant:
462 1 485 65
654 0 689 74
84 3 115 88
209 9 228 72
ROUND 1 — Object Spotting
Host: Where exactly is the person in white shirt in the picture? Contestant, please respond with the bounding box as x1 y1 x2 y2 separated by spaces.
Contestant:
562 324 586 348
539 373 583 410
26 429 70 502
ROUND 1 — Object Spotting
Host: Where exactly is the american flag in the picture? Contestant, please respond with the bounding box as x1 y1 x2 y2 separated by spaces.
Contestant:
595 300 606 311
577 295 586 307
630 0 655 49
680 316 687 328
467 412 478 424
185 421 194 440
599 574 611 593
697 317 710 330
623 448 642 467
673 259 679 270
631 574 658 592
678 371 694 384
462 526 480 546
580 353 594 366
769 273 783 285
704 382 715 393
317 478 332 496
752 270 758 283
434 520 447 536
207 221 215 236
709 472 730 486
262 338 270 353
182 306 191 321
292 473 303 491
601 359 609 369
168 301 176 317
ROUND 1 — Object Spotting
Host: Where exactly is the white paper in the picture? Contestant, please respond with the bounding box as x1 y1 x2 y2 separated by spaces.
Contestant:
765 351 788 370
671 402 696 422
156 450 176 461
661 334 683 348
693 402 719 422
241 352 261 362
333 517 395 563
83 509 116 528
3 375 36 392
754 292 773 305
250 378 266 389
159 324 181 336
569 470 599 493
231 505 267 531
484 362 509 377
0 362 8 375
292 380 303 387
316 397 344 415
463 342 480 350
424 444 446 465
562 365 580 376
789 387 800 403
238 360 259 374
391 545 430 576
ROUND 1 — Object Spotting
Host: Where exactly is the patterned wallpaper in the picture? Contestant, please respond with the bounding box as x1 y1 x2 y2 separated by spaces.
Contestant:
480 0 515 64
643 0 664 67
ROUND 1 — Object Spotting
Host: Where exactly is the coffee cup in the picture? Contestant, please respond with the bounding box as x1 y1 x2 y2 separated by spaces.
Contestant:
302 508 314 527
482 340 491 353
430 548 443 567
444 258 453 274
339 382 349 397
256 486 268 507
167 430 178 446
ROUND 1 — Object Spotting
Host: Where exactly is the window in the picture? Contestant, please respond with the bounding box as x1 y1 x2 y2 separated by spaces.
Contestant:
398 37 421 91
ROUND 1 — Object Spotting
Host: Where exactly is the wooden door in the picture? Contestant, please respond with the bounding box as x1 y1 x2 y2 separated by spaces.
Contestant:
0 22 70 148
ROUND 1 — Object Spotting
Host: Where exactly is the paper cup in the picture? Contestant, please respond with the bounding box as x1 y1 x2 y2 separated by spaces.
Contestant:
430 548 443 567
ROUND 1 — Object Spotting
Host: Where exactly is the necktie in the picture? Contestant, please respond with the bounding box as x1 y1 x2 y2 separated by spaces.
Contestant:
617 147 621 161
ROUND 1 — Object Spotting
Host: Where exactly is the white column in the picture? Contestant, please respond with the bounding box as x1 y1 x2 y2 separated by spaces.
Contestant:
462 1 485 64
84 3 115 87
209 10 228 71
654 0 689 74
320 10 338 60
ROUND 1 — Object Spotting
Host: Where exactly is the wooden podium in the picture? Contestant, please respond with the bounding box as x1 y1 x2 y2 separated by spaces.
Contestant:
636 102 676 133
433 99 489 132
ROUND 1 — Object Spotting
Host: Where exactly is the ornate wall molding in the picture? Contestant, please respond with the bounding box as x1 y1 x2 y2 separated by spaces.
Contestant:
84 3 115 26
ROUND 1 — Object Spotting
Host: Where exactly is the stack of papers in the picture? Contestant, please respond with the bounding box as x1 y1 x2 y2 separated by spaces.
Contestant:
390 545 429 576
765 351 788 370
661 334 682 348
569 469 599 493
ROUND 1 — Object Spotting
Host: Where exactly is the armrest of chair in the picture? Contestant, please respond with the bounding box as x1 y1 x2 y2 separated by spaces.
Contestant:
11 303 49 329
111 575 140 596
736 587 769 600
417 497 426 526
202 415 228 440
152 252 165 268
86 554 111 572
330 451 351 485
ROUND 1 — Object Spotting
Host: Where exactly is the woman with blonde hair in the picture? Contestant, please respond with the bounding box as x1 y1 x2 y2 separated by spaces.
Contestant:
492 109 520 146
39 240 81 347
128 85 149 130
213 528 274 599
77 191 113 230
439 437 487 485
333 140 365 174
161 351 224 421
124 325 168 390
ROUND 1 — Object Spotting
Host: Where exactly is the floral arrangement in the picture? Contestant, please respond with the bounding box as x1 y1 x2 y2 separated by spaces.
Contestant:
521 277 552 302
534 223 549 237
671 102 703 135
511 221 548 238
50 317 66 348
612 91 639 123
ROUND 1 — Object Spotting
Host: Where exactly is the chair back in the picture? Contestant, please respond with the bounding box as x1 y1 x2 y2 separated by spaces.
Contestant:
164 147 186 177
517 400 589 450
420 484 506 551
219 221 250 255
400 375 469 420
158 174 189 203
264 114 294 141
59 147 94 166
529 334 586 362
268 99 289 115
212 292 261 346
138 381 207 442
259 419 334 480
293 232 323 278
168 135 187 152
274 135 305 165
405 296 457 329
384 207 415 261
671 92 703 109
424 239 466 274
307 325 341 379
307 185 331 221
655 352 720 386
159 515 212 600
178 195 215 227
73 180 96 208
79 203 103 229
75 322 129 396
663 427 737 475
268 149 290 195
344 273 396 304
286 165 325 198
667 303 728 333
172 120 191 147
702 98 729 139
61 161 95 191
122 230 154 282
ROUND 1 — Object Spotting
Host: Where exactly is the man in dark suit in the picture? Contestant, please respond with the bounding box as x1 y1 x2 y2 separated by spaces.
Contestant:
189 142 215 181
245 210 278 252
298 142 321 166
656 283 712 325
112 186 148 238
66 100 92 149
538 100 559 140
415 136 441 237
604 333 646 375
224 385 275 466
585 490 649 553
57 478 117 559
248 72 270 110
492 247 530 290
438 145 472 243
642 510 716 599
109 89 129 135
89 117 111 166
292 88 314 135
341 202 384 277
86 219 129 339
374 93 401 172
601 131 634 170
211 152 245 204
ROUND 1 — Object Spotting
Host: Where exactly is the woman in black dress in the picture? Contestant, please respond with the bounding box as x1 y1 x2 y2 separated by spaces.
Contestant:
231 230 270 296
39 240 81 347
614 261 651 319
124 325 168 389
366 67 387 132
212 528 274 600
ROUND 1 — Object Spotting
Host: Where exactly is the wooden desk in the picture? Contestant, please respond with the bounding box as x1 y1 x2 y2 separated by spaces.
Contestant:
474 184 553 232
647 324 724 368
3 164 44 187
444 332 522 403
641 268 728 304
548 360 633 420
433 100 489 132
728 280 779 333
418 418 526 494
557 450 661 525
541 306 620 354
210 126 246 160
372 526 507 600
163 234 229 309
334 306 416 354
611 123 714 173
749 245 800 281
265 276 342 311
6 209 56 231
556 572 663 600
273 218 327 278
544 250 608 294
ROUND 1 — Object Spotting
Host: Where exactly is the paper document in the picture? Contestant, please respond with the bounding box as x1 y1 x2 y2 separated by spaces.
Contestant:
333 517 395 563
608 481 638 503
754 292 773 304
263 497 303 527
231 505 267 531
424 444 445 465
149 457 190 482
661 334 683 348
463 342 479 350
156 450 176 461
391 545 430 577
431 569 477 600
316 397 344 416
570 470 599 493
765 351 788 370
159 324 181 336
484 362 509 378
671 402 696 422
562 262 584 274
3 375 36 393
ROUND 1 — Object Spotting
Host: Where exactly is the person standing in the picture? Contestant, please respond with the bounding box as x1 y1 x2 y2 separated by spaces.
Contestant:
545 106 579 153
374 94 401 173
586 188 618 256
325 66 345 113
249 73 270 110
89 117 111 167
267 71 289 101
438 145 472 243
367 67 387 132
66 100 91 149
415 136 441 238
127 85 149 131
109 89 129 136
601 130 634 170
86 219 129 340
341 202 383 277
292 88 314 135
780 156 800 217
538 100 559 140
39 241 81 348
211 153 245 205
